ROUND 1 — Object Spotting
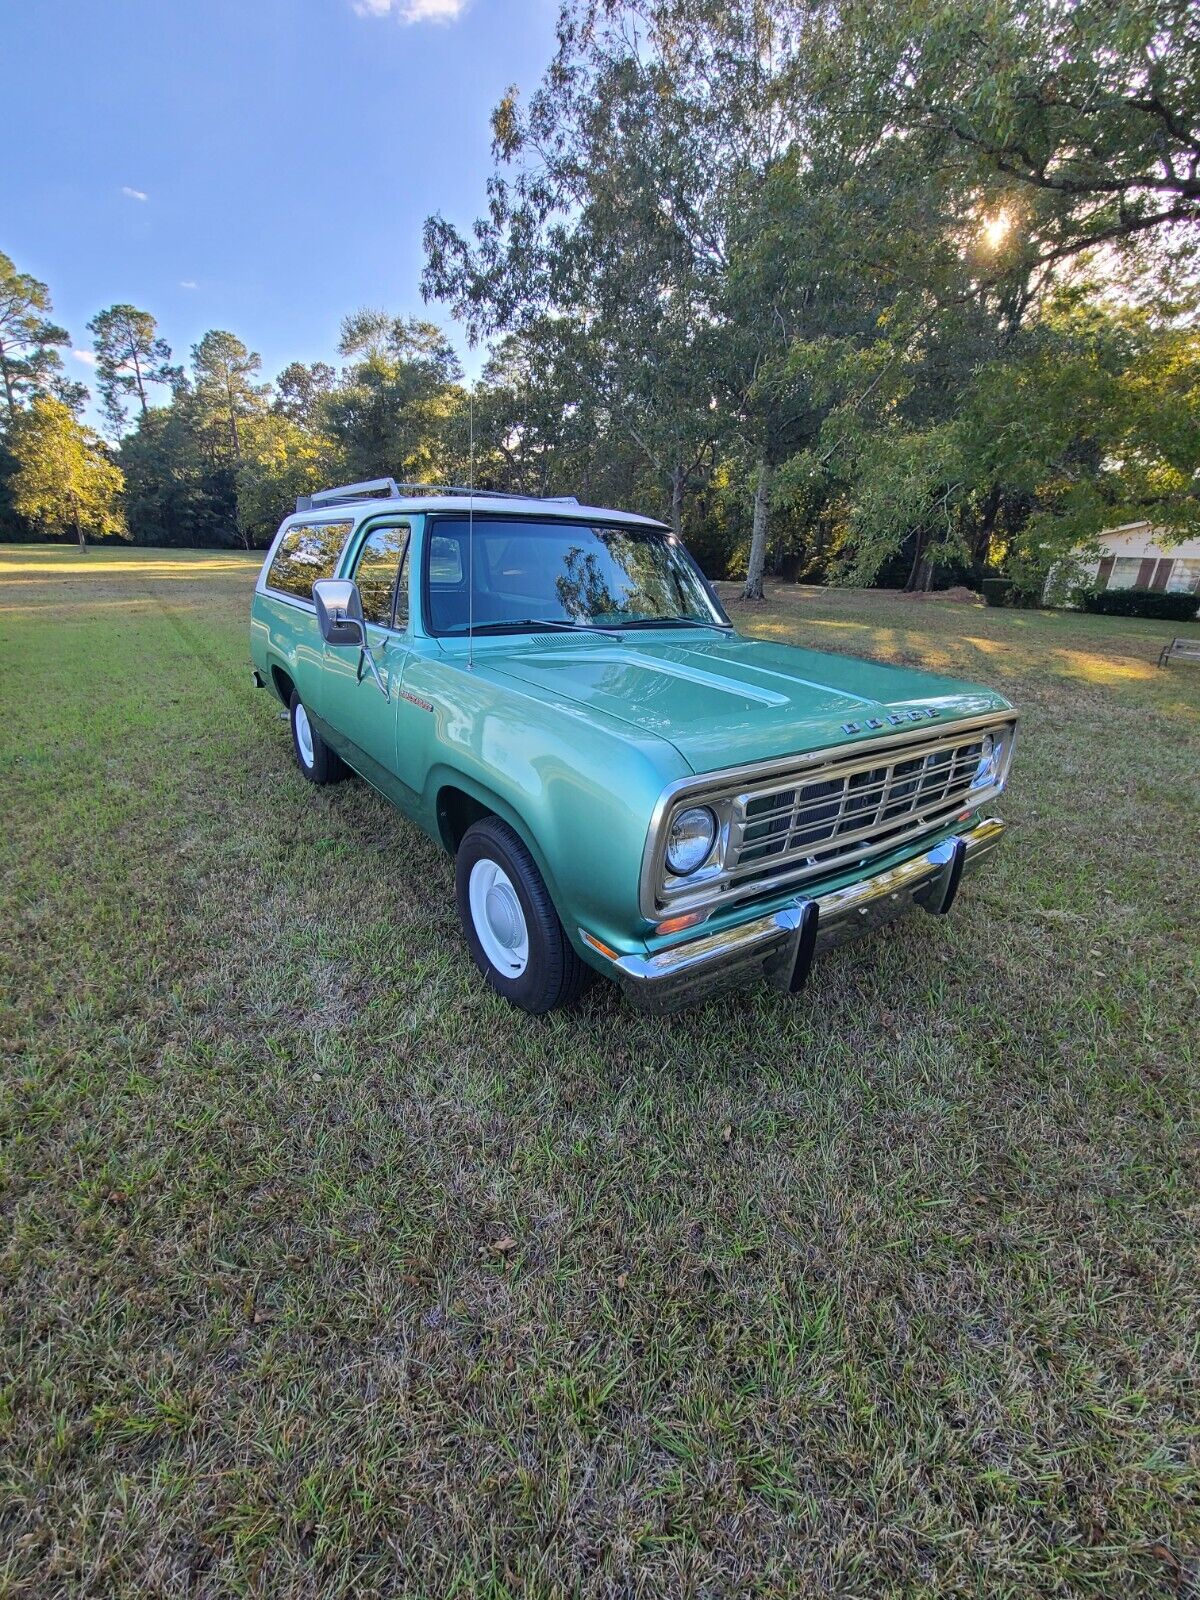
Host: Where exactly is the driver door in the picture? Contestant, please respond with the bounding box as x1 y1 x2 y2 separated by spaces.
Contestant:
320 520 414 805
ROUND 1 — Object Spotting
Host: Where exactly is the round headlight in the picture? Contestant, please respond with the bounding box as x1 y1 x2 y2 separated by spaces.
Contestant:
972 733 997 787
666 806 717 876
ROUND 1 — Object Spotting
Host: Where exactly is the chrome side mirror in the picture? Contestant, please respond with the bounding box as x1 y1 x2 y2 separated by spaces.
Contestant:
313 579 366 646
312 578 389 700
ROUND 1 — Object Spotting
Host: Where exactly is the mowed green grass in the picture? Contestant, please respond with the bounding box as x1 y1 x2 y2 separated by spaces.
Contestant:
1 544 1197 1599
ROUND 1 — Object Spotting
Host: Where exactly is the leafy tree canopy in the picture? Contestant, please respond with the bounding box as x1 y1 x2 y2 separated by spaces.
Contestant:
8 397 125 547
87 304 180 435
4 0 1197 579
0 251 72 418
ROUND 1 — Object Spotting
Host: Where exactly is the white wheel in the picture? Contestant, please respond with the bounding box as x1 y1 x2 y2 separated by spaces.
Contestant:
293 701 315 769
455 818 588 1012
288 689 344 785
468 857 530 978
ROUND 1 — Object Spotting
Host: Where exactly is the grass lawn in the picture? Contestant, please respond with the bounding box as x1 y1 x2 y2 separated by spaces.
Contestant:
1 544 1197 1598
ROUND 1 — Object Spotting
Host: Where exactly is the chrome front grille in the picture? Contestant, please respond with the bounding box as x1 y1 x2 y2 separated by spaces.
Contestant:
643 714 1018 920
734 735 988 872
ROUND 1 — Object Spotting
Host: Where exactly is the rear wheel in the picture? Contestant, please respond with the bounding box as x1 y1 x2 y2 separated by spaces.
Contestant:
455 817 589 1013
289 691 346 785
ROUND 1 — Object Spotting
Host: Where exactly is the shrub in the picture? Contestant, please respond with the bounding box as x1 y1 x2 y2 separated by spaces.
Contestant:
981 578 1013 608
1040 554 1093 609
1078 587 1199 621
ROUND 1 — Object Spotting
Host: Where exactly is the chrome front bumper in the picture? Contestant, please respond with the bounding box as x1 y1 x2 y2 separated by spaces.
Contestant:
607 817 1005 1013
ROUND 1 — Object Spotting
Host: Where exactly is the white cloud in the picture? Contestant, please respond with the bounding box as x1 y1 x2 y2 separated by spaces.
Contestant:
122 185 148 201
352 0 466 21
179 280 198 289
73 349 97 366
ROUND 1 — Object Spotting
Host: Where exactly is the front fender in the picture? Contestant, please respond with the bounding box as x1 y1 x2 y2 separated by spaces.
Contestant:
424 763 564 905
406 658 689 955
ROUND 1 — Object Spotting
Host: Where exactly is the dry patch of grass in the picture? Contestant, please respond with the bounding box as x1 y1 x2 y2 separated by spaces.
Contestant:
2 549 1198 1597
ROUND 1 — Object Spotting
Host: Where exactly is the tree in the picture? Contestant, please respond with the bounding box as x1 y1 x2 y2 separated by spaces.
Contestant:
719 0 1200 595
423 0 1200 596
8 397 125 547
423 1 939 594
0 251 71 418
816 286 1200 592
236 410 333 548
190 330 268 464
469 322 645 504
274 360 335 428
322 313 464 483
119 394 238 549
87 304 180 434
823 0 1200 275
423 0 735 539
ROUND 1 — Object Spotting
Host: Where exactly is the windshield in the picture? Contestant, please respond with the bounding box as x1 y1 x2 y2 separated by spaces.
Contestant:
423 517 729 636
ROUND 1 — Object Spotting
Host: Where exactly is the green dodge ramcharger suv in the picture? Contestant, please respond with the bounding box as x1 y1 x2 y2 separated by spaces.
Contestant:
250 479 1017 1013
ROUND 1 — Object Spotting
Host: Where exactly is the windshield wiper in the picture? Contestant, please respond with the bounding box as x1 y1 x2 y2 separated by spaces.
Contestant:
446 617 621 637
611 616 728 630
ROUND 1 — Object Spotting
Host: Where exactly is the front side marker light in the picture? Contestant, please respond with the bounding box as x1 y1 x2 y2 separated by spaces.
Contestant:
579 929 619 961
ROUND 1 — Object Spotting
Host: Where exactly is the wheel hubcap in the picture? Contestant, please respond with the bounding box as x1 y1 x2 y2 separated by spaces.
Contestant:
294 702 314 767
469 858 529 978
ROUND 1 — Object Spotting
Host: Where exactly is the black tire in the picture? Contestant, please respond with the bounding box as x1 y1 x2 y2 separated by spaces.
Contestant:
289 690 346 785
455 817 589 1014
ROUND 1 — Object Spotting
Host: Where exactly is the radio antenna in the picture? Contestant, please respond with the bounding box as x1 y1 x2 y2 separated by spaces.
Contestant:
467 383 475 672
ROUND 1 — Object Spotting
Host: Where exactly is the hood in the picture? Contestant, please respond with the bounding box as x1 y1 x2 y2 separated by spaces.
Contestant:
482 631 1011 772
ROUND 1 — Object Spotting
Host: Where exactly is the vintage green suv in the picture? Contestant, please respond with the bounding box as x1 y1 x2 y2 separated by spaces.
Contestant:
251 479 1017 1013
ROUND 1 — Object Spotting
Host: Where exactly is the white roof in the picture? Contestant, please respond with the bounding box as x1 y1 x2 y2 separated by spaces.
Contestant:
292 488 667 530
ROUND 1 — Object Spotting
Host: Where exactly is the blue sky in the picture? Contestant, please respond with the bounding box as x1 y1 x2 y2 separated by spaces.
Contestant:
4 0 559 427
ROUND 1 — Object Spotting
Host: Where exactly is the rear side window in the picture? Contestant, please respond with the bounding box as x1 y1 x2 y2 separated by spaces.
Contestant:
265 519 353 602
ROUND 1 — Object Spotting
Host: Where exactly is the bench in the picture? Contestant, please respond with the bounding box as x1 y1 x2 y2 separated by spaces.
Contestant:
1158 635 1200 668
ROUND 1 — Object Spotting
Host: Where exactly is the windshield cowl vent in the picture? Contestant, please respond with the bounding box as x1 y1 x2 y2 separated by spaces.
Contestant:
524 633 606 647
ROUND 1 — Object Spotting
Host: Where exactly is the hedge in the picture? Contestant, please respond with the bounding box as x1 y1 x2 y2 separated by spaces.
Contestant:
1078 587 1200 621
981 578 1013 608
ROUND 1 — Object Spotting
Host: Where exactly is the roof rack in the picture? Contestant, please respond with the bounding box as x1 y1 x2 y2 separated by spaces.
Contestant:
297 477 401 512
295 478 581 513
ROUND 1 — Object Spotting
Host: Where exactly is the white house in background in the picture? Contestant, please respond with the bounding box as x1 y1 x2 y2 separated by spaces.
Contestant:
1073 521 1200 595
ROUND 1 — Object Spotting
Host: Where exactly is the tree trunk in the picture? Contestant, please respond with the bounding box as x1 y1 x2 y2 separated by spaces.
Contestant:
904 524 927 592
742 458 772 601
669 463 685 539
133 351 148 414
229 405 241 464
0 340 14 413
70 492 86 551
972 483 1002 567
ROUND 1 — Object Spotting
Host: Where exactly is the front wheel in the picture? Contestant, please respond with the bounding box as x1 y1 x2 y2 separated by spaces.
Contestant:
455 817 589 1014
289 691 346 785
